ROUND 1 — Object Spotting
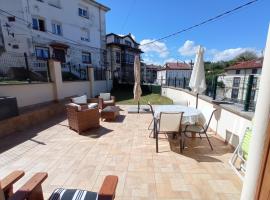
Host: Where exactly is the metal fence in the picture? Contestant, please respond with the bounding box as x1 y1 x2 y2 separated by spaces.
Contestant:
61 62 88 81
0 52 50 84
94 68 106 81
159 75 259 112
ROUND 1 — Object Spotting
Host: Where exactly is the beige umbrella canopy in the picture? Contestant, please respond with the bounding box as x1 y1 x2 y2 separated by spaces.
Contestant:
133 55 142 112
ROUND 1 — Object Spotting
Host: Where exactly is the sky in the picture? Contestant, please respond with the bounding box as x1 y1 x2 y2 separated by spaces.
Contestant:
99 0 270 65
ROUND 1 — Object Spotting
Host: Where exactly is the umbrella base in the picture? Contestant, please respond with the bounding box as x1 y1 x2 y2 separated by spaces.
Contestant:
127 105 151 114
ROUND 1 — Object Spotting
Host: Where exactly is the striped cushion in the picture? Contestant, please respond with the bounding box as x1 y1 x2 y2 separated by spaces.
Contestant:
49 188 97 200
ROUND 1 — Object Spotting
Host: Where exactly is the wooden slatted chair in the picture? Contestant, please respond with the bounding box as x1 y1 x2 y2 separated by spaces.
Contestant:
0 171 118 200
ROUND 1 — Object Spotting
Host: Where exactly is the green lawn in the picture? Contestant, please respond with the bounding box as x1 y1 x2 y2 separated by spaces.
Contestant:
111 84 173 105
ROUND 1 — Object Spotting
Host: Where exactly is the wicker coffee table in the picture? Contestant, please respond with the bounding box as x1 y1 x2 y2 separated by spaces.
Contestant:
100 106 119 121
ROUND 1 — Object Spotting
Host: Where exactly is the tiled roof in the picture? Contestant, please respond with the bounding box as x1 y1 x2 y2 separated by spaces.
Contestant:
160 62 191 70
226 59 263 70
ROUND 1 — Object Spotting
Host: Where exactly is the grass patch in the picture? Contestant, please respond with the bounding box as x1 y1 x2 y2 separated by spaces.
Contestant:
111 84 173 105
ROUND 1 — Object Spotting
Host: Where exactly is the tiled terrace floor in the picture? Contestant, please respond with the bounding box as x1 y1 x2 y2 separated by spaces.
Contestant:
0 106 242 199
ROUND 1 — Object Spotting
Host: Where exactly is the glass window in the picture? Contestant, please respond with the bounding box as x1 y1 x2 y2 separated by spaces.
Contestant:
233 77 240 87
252 68 257 74
81 29 89 42
116 52 120 63
35 47 49 60
231 88 239 99
125 40 131 46
78 7 88 18
250 89 256 101
32 17 45 31
82 52 91 64
52 22 62 35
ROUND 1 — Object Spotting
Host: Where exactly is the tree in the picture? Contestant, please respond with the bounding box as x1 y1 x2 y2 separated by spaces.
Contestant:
232 51 258 63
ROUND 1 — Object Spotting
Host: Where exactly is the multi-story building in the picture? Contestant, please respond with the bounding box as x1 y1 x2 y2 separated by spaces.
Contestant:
106 33 143 83
156 62 192 85
0 0 109 80
218 59 263 107
141 63 161 83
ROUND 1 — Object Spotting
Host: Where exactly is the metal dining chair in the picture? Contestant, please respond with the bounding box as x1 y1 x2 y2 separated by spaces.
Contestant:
156 112 184 153
147 102 155 137
183 107 217 150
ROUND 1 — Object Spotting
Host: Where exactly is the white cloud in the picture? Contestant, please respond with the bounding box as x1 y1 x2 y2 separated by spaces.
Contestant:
140 39 169 58
178 40 199 56
211 48 260 62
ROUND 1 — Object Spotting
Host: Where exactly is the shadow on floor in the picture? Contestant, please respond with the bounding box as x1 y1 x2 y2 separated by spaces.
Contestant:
82 126 114 138
0 114 67 154
167 134 234 163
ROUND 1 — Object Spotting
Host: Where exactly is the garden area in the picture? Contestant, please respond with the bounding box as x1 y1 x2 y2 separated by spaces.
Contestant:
111 84 173 105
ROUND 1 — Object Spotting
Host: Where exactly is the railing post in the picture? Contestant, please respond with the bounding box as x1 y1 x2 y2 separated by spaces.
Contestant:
79 64 81 79
174 77 177 87
212 76 218 100
183 77 186 89
244 75 254 111
168 77 170 86
24 52 31 83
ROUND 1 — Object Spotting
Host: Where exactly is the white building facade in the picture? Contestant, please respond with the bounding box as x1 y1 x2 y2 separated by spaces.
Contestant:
156 62 192 85
0 0 109 80
218 59 262 109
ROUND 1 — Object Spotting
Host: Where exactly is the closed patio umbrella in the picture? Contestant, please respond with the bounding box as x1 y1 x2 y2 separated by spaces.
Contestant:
133 55 142 113
189 45 206 108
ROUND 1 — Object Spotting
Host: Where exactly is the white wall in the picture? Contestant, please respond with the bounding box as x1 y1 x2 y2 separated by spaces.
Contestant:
0 83 54 107
61 81 90 98
93 80 112 97
162 87 252 147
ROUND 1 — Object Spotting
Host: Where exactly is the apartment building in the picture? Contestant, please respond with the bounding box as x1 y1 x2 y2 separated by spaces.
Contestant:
0 0 109 80
219 59 263 105
106 33 143 83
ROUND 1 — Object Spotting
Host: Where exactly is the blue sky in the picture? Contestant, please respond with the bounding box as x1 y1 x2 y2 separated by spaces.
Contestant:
99 0 270 64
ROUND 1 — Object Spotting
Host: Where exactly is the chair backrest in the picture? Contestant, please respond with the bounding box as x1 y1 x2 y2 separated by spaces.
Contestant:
100 93 111 101
159 112 183 132
0 183 5 200
147 101 154 117
240 128 252 160
199 107 217 129
173 99 189 106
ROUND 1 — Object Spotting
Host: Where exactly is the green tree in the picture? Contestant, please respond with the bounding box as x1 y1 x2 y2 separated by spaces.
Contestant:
232 51 258 63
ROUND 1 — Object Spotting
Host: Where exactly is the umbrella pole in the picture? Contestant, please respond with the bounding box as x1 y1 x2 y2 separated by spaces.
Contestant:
137 101 140 113
196 93 199 108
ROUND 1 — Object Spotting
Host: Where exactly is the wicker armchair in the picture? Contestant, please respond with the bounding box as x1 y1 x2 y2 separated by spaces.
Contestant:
98 93 116 109
66 103 100 134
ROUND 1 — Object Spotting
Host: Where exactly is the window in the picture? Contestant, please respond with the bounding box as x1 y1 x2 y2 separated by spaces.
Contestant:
81 29 89 42
35 47 49 60
236 69 240 74
233 77 240 87
115 52 120 63
82 52 91 64
115 37 120 43
231 88 239 99
52 22 62 35
125 40 131 46
32 17 45 31
48 0 61 8
252 68 258 74
253 77 258 88
78 6 88 18
250 90 256 101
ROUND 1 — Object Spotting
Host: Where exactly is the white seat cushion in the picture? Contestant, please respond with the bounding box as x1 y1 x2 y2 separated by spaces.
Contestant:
100 93 111 101
104 100 114 104
68 103 82 111
88 103 98 109
71 95 87 104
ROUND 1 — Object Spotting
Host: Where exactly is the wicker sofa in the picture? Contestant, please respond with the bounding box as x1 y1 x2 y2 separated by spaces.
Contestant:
98 93 116 109
66 95 100 134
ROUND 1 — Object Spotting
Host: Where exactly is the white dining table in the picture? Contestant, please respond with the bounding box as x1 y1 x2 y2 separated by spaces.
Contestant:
154 105 203 125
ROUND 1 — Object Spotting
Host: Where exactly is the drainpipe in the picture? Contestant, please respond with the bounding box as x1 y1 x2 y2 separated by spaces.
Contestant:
240 24 270 199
